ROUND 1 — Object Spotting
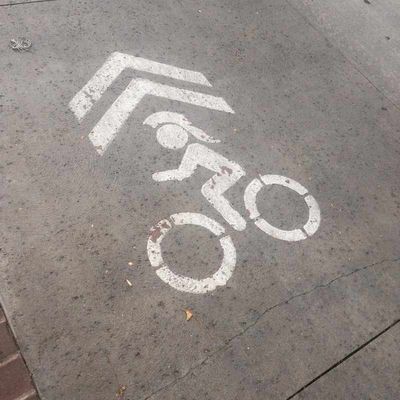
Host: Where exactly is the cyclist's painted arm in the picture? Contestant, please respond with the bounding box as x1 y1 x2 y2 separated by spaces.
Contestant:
152 169 189 181
152 144 200 182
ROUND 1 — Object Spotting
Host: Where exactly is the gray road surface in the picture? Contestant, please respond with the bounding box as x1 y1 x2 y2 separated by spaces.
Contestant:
0 0 399 399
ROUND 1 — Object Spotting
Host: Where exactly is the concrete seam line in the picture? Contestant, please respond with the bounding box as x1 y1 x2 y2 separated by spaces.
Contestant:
14 389 37 400
283 0 400 113
0 352 19 367
141 256 399 400
0 0 58 7
285 318 400 400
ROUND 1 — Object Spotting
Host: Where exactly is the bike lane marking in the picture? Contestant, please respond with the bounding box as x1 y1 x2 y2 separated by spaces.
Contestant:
69 52 321 294
69 52 212 121
69 53 234 155
244 175 321 242
88 79 234 155
147 213 236 294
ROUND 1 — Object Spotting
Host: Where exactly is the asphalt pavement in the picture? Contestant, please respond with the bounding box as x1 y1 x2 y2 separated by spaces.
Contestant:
0 0 399 399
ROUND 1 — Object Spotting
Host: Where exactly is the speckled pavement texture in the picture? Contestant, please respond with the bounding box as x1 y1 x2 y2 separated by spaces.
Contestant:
0 0 399 399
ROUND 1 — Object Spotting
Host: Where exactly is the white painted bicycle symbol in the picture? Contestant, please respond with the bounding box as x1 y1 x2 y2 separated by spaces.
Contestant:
145 112 320 294
69 52 321 294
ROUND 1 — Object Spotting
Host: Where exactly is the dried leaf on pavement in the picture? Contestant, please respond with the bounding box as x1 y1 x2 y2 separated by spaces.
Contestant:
184 309 193 321
116 385 127 398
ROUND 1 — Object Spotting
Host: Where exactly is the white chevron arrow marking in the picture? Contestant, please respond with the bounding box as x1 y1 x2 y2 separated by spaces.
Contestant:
69 52 234 155
88 78 233 154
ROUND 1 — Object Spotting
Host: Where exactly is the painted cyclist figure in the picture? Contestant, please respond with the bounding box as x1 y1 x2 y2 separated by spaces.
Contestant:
144 112 246 231
144 111 321 294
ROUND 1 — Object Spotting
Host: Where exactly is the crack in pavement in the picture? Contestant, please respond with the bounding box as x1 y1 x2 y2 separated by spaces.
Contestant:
142 256 400 400
286 317 400 399
284 0 400 113
0 0 58 7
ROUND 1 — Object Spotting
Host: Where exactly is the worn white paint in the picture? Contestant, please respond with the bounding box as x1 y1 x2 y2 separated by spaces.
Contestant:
170 212 225 235
69 53 234 155
70 53 322 294
147 213 236 294
88 79 233 154
69 52 212 121
144 112 220 144
244 175 321 241
303 194 321 237
147 219 172 267
243 178 264 219
152 135 246 231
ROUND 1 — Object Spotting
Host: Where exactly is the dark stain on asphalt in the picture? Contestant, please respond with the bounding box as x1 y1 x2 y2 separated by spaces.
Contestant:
149 221 170 242
221 166 233 175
